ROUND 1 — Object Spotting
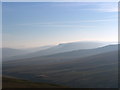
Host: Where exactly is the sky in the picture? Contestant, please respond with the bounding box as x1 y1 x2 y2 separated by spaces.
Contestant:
2 0 119 2
0 2 2 49
2 2 118 49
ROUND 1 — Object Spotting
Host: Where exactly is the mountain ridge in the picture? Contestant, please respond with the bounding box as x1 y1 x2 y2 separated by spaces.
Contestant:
3 41 110 61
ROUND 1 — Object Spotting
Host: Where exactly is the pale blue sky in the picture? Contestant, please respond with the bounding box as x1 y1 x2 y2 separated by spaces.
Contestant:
2 2 118 48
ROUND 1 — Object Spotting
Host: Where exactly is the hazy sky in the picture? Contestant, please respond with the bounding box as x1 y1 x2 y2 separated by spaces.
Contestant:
3 2 118 49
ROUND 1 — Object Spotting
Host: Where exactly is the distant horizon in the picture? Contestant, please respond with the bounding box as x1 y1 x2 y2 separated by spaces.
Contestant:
2 40 118 49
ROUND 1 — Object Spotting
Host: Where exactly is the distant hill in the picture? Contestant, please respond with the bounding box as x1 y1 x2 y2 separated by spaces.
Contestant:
4 44 118 64
38 44 118 60
4 41 109 61
23 45 54 53
2 48 29 58
2 76 69 88
2 45 54 59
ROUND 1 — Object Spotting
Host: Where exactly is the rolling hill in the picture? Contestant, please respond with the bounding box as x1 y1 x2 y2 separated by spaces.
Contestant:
2 48 29 58
4 41 108 61
2 45 54 59
3 45 118 88
3 44 118 65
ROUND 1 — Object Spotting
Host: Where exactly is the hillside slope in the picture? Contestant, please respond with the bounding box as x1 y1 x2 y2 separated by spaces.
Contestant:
3 50 118 88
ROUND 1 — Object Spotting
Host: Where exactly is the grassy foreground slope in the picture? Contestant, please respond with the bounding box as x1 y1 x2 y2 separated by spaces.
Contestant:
2 76 69 88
